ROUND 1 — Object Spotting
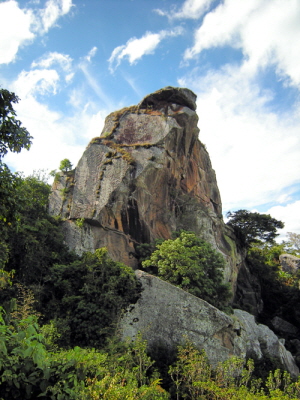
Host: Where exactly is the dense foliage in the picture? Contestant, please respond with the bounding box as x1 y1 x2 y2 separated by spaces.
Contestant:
1 307 300 400
0 309 169 399
3 172 75 286
0 88 33 268
0 88 32 160
246 244 300 330
40 248 141 348
142 231 231 310
227 209 284 248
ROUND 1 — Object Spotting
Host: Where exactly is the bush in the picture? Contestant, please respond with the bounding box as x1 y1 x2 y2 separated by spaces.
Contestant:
0 310 168 400
40 248 141 348
142 231 231 310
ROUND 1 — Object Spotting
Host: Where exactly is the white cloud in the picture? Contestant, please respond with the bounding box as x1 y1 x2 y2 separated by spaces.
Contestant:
3 88 106 178
85 46 97 63
13 68 60 98
184 0 300 87
2 45 108 177
122 73 144 98
79 55 114 109
31 52 73 71
176 0 300 220
0 0 73 65
267 201 300 240
31 52 74 84
155 0 214 20
34 0 73 33
0 1 34 64
10 51 75 102
178 65 300 212
108 27 184 72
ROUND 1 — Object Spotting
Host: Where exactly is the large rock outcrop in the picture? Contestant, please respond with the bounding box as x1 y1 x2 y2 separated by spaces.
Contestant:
120 270 299 377
49 87 243 291
48 86 299 375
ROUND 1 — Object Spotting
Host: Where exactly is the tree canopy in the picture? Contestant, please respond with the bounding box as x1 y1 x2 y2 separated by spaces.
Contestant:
0 88 32 160
41 248 141 348
0 88 33 267
59 158 73 172
142 231 231 310
226 210 284 248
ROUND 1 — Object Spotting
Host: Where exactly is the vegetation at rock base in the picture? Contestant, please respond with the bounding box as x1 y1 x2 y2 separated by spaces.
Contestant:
142 230 232 311
0 170 76 287
1 301 300 400
229 213 300 370
39 248 141 348
246 244 300 330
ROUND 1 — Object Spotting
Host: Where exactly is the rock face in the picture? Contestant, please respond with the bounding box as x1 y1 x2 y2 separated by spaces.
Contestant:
120 271 299 377
233 261 263 316
233 310 299 377
49 87 242 290
121 270 244 366
279 254 300 274
271 316 299 337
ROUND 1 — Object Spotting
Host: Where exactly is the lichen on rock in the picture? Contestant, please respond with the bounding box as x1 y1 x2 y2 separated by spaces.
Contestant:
119 270 299 377
48 87 242 290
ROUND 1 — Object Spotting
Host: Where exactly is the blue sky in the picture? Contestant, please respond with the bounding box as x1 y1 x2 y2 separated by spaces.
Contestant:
0 0 300 239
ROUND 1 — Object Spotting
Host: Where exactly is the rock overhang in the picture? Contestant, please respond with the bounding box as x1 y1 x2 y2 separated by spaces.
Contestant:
139 86 197 111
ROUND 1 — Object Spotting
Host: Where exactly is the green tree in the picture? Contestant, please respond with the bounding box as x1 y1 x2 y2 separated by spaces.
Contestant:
59 158 73 172
0 88 32 267
247 245 300 329
285 232 300 255
3 172 75 287
0 165 22 267
0 88 32 160
226 209 284 248
41 248 141 348
142 231 231 310
169 340 211 400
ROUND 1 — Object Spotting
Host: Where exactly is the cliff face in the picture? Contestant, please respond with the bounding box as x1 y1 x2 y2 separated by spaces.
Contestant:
119 270 299 377
49 87 242 291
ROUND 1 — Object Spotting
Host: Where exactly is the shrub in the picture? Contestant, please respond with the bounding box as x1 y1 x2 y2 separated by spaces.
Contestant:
142 231 231 310
41 248 141 348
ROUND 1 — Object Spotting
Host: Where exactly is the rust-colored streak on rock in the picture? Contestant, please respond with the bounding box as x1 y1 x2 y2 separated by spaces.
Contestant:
48 86 243 291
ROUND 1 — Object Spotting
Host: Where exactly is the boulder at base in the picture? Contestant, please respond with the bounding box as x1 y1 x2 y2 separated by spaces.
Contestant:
119 270 299 377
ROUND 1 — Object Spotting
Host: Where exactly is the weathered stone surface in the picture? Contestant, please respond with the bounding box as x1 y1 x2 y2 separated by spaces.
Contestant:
120 270 246 366
234 261 263 316
48 86 243 292
290 339 300 366
139 86 197 111
271 316 299 337
119 271 298 376
279 254 300 274
234 309 299 377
